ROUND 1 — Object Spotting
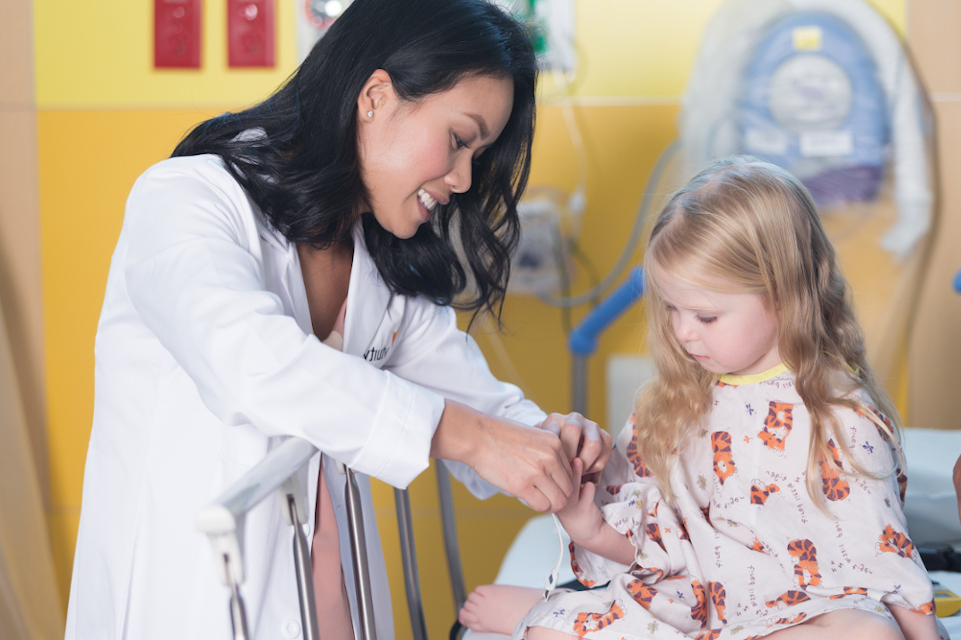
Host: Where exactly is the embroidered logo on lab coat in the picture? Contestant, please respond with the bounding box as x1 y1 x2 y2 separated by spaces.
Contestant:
364 329 398 363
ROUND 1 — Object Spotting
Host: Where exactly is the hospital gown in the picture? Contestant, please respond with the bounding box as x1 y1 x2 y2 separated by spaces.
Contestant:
515 365 936 640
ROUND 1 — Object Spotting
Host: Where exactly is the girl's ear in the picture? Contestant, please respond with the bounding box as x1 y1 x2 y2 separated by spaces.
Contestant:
357 69 393 122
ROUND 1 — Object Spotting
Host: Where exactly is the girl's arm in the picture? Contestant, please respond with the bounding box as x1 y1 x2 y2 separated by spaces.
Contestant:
556 458 636 566
887 604 940 640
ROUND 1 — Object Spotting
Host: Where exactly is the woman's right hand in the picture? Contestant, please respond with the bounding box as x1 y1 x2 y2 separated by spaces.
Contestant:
535 412 611 476
431 400 575 513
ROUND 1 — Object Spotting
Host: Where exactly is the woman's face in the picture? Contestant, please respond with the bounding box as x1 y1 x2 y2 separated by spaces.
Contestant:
356 71 514 239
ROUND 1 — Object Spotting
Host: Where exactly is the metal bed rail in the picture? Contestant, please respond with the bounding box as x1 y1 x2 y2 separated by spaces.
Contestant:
196 437 468 640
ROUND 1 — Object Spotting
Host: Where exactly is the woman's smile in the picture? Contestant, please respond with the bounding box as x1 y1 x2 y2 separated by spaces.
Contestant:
417 188 447 221
356 72 514 239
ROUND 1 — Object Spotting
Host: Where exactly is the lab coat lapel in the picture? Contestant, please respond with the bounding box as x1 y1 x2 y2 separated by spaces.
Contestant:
257 216 313 336
342 223 391 359
269 219 390 358
284 246 313 337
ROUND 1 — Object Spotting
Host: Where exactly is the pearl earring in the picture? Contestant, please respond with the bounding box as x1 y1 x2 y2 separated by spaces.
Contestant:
367 110 373 118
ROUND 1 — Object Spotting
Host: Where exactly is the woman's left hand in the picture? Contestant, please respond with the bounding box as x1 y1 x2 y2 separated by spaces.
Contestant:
535 413 611 475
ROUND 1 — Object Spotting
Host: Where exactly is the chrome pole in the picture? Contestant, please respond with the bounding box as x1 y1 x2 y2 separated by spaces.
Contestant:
345 467 378 640
394 487 428 640
196 438 320 640
225 555 249 640
434 462 466 612
288 495 320 640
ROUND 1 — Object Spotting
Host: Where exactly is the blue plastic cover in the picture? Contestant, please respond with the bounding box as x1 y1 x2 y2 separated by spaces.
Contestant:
739 12 888 207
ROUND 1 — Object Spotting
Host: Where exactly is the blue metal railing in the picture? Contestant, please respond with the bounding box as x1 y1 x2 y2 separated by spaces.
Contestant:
567 266 645 415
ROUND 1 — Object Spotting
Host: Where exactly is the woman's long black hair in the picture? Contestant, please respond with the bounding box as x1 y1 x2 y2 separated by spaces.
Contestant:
172 0 537 323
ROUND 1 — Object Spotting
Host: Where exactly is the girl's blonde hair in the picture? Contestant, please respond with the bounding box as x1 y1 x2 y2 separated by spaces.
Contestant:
636 156 900 505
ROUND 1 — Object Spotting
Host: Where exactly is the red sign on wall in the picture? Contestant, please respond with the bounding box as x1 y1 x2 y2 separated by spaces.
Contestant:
227 0 276 67
154 0 202 68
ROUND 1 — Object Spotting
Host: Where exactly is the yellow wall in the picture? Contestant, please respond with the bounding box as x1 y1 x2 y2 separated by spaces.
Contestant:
34 1 909 639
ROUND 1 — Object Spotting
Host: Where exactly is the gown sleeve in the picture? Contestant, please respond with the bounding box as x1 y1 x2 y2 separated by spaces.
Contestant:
822 402 935 614
570 416 691 588
121 157 445 488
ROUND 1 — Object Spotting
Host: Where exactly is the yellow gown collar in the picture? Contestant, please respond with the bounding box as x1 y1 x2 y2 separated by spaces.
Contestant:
718 363 789 386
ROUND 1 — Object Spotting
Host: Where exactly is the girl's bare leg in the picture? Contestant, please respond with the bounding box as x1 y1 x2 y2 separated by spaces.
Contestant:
889 603 943 640
526 626 580 640
765 608 905 640
458 585 544 635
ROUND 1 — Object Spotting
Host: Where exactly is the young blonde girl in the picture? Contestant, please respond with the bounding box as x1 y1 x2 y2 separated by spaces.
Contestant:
459 157 944 640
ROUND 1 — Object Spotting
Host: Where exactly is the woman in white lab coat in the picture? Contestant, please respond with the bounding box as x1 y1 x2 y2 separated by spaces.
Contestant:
65 0 610 638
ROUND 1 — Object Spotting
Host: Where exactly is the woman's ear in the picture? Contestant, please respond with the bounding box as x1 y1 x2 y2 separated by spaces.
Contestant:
357 69 393 122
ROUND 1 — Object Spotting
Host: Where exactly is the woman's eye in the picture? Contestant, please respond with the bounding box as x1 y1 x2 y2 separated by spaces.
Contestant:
453 134 469 150
696 315 717 324
665 305 677 313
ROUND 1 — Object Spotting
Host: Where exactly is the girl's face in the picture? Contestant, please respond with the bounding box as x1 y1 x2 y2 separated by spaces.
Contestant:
654 267 781 376
356 70 514 239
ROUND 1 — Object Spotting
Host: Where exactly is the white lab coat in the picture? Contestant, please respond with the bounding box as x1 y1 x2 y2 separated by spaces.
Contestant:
65 155 546 640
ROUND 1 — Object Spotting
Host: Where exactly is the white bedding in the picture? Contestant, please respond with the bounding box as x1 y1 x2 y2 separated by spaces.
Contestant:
903 428 961 637
902 429 961 546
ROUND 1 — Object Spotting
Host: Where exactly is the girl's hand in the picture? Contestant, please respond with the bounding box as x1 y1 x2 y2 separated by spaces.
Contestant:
537 413 612 476
557 457 636 566
556 458 605 545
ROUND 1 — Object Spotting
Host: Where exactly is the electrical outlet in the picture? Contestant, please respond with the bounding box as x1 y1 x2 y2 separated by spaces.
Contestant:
228 0 275 67
154 0 202 68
